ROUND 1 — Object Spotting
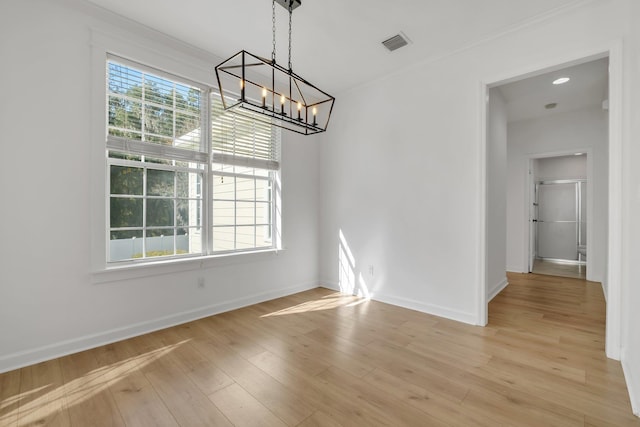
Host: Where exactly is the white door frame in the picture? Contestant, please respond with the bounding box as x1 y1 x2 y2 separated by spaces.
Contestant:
526 150 593 277
478 42 622 360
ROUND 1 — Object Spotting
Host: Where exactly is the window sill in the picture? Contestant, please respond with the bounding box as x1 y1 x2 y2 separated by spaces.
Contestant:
92 248 282 284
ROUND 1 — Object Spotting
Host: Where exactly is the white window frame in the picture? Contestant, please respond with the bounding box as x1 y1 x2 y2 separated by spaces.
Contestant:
90 29 281 280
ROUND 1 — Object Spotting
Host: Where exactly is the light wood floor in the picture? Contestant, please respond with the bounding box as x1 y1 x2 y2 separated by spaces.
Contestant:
532 258 587 280
1 274 638 426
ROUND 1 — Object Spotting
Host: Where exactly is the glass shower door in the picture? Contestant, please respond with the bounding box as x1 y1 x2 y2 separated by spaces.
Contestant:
536 181 580 261
579 181 587 261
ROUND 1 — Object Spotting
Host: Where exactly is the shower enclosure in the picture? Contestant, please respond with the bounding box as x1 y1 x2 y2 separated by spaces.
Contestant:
533 180 586 264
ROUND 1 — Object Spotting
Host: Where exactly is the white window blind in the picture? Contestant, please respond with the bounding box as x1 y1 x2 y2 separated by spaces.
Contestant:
107 58 205 158
211 97 280 171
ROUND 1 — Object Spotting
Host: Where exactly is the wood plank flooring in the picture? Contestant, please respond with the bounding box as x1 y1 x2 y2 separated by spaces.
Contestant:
1 273 638 426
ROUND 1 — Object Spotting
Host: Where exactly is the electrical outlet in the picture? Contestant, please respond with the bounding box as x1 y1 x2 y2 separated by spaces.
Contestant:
197 277 205 288
368 265 374 276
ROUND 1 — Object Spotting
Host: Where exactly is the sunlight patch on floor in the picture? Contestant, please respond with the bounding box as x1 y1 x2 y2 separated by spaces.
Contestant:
261 293 368 317
2 341 187 425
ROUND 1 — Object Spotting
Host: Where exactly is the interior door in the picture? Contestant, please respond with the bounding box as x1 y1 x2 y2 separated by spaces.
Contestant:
536 182 579 261
529 171 537 272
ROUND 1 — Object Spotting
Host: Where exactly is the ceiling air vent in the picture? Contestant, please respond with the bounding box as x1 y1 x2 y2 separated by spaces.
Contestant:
382 32 410 52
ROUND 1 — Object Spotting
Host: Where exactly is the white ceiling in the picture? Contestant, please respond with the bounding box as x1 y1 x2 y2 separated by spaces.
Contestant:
85 0 590 95
496 57 609 123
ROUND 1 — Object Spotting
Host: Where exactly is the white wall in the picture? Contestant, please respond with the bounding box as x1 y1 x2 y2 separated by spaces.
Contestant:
536 155 587 180
623 0 640 416
486 88 508 300
0 0 320 372
319 62 482 323
506 107 608 283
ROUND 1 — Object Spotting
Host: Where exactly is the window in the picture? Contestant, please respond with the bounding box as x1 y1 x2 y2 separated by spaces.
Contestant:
106 57 280 263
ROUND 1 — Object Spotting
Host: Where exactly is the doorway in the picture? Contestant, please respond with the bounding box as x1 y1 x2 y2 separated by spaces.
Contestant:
528 153 589 280
481 47 623 359
531 177 587 279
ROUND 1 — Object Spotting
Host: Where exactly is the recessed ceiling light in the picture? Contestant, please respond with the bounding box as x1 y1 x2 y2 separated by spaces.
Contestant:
575 152 584 156
553 77 570 85
545 103 558 109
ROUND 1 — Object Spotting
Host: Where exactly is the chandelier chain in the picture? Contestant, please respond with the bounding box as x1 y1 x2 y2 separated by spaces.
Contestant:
288 2 293 70
272 0 276 63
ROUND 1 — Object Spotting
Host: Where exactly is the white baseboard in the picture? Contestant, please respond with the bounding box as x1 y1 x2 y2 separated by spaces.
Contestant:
488 277 509 301
622 353 640 417
506 265 527 273
374 293 476 325
373 293 476 325
321 280 475 324
0 281 319 374
320 280 340 292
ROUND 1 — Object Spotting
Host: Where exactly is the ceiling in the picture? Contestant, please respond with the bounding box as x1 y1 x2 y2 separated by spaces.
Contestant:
496 57 609 123
85 0 591 94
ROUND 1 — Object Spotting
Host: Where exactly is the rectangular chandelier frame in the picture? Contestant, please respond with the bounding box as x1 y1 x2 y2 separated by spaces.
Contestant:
215 50 335 135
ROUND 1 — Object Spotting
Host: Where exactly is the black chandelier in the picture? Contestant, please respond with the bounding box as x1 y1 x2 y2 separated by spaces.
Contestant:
215 0 335 135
